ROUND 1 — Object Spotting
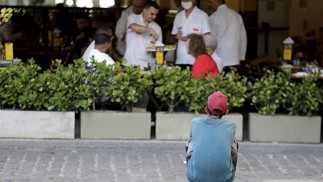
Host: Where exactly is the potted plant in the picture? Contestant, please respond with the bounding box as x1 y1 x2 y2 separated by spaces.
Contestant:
0 59 92 139
80 62 153 139
151 66 196 140
249 70 322 143
153 66 192 112
185 72 249 141
154 68 248 140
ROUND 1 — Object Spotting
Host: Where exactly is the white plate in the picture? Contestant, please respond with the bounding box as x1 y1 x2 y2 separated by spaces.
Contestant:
293 72 309 77
280 64 293 69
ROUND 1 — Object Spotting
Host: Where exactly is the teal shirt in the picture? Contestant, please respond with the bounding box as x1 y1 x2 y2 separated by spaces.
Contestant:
187 117 236 182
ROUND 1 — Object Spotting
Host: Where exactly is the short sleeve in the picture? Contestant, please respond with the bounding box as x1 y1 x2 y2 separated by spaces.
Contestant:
126 14 136 30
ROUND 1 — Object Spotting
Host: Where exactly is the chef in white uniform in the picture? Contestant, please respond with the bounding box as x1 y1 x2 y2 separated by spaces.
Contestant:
123 1 162 70
208 0 247 71
172 0 211 70
115 0 146 56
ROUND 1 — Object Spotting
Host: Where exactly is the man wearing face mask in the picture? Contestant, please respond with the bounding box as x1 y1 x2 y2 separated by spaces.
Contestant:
123 1 162 70
115 0 147 56
172 0 211 70
208 0 247 72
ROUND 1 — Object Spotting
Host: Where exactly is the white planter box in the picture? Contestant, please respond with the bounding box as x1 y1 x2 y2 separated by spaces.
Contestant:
249 113 322 143
0 110 75 139
223 113 243 141
156 112 243 141
80 111 151 139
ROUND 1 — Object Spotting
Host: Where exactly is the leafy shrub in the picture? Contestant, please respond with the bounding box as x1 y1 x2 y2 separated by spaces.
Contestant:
285 73 322 116
0 59 41 109
0 59 92 111
250 70 293 115
188 72 250 114
104 62 153 112
45 59 92 111
152 66 192 112
250 70 322 116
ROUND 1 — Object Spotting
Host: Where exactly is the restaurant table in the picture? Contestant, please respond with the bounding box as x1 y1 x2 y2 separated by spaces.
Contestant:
280 65 323 81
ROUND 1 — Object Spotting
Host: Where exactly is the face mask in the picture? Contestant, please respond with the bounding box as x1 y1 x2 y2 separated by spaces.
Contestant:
182 1 193 10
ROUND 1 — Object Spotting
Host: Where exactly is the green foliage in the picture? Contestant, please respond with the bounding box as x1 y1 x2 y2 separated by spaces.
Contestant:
104 62 153 112
0 59 40 109
187 72 250 114
45 59 92 111
250 70 322 116
251 70 293 115
1 59 320 117
0 59 92 111
0 59 152 112
187 75 214 114
0 8 14 23
285 73 322 116
152 66 192 112
211 72 250 109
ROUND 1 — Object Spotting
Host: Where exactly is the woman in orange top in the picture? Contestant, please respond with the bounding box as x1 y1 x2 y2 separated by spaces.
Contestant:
187 34 219 78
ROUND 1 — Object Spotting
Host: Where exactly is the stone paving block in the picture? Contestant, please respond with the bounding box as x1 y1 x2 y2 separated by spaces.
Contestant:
0 140 322 181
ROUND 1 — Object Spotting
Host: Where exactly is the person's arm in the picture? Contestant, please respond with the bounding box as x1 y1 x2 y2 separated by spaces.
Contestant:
128 23 158 40
231 138 239 171
185 137 193 166
185 121 194 166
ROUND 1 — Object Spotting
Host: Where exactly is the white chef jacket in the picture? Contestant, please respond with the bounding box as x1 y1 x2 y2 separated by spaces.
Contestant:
82 41 95 61
123 13 162 70
86 49 115 66
209 4 247 67
115 6 134 56
211 51 223 73
172 7 211 65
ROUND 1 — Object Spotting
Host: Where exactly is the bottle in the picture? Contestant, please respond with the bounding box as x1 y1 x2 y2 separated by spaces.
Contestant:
4 42 13 61
151 60 156 70
53 28 62 50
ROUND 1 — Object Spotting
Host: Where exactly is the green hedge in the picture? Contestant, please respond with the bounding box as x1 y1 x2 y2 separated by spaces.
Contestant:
0 60 322 116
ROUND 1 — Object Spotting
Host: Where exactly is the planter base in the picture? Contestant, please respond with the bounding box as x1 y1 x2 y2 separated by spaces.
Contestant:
249 113 321 143
156 112 243 141
81 111 151 139
0 110 75 139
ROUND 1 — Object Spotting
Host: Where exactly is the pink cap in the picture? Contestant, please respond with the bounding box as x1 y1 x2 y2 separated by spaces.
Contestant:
207 91 228 115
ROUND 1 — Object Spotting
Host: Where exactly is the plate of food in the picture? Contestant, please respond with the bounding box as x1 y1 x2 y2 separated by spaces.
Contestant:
293 72 309 77
146 45 176 51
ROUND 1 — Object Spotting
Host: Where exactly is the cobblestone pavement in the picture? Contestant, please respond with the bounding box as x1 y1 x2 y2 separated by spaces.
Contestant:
0 139 322 182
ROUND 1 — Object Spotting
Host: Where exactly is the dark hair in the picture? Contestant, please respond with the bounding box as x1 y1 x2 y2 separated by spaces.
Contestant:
95 24 113 34
94 33 111 45
187 34 206 58
204 106 224 118
144 1 160 10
